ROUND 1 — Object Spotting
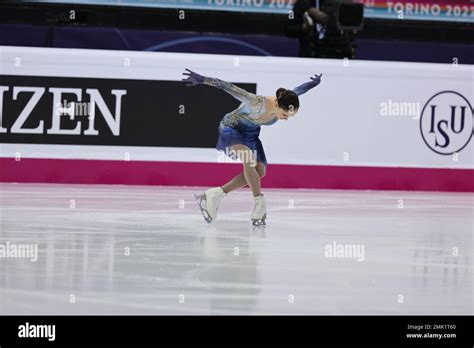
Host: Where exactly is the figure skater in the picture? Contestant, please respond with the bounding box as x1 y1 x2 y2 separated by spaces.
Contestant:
182 69 322 225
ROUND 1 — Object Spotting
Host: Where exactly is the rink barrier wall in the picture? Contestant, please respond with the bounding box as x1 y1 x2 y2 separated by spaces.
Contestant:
0 47 473 191
0 158 473 192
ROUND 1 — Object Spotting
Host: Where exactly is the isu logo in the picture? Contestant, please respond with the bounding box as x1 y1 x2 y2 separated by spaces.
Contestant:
419 91 473 155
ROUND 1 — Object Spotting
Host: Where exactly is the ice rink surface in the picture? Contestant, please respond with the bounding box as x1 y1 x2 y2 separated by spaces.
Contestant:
0 183 472 315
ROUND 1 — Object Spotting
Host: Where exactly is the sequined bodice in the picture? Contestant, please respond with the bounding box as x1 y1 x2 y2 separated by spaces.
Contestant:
203 77 278 129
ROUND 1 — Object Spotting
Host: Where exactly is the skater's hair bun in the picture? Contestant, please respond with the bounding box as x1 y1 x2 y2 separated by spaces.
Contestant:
276 88 300 112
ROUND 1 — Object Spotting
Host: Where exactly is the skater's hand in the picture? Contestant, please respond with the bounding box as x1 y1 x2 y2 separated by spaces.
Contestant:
182 69 205 86
309 73 322 86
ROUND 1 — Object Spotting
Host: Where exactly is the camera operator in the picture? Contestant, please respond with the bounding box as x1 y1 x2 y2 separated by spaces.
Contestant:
286 0 358 59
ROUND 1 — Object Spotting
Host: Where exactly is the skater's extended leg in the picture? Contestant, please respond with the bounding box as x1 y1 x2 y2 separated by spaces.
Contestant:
221 173 246 193
221 161 265 194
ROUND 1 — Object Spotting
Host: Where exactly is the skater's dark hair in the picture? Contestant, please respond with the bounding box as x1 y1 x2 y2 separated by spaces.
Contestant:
276 88 299 112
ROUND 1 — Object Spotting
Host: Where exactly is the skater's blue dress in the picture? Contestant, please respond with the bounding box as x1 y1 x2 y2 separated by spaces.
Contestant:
203 77 278 167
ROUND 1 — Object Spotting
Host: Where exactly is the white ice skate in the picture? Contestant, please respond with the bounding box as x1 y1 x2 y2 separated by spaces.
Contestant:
194 187 226 223
250 194 267 226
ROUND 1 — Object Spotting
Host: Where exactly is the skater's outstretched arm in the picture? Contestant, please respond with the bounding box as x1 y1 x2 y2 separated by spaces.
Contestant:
182 68 258 104
292 73 322 96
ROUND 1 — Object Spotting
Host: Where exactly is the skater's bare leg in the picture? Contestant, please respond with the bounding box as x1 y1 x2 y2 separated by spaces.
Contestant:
256 161 266 179
228 144 262 197
221 173 246 193
243 163 262 197
221 161 265 194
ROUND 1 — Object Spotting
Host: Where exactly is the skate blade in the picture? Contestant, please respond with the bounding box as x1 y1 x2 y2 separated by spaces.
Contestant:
251 213 266 226
194 193 213 224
